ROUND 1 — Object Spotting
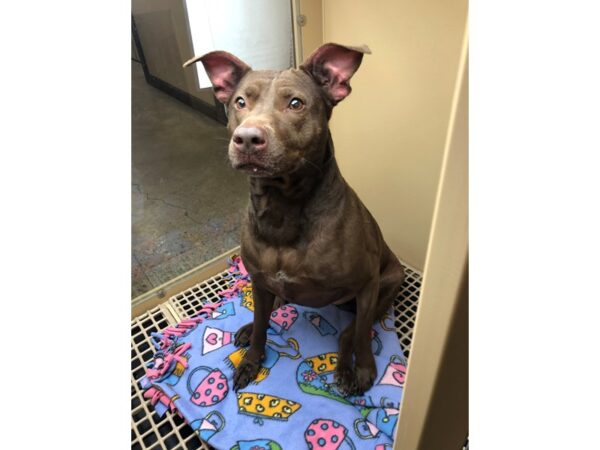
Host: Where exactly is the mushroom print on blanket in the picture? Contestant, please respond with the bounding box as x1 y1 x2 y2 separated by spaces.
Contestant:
304 419 356 450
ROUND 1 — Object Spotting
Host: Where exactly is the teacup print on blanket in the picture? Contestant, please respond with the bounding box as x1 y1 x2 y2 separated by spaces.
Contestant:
140 256 407 449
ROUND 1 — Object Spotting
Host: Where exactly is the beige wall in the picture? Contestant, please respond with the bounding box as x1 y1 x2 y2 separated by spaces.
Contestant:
395 32 468 448
308 0 467 270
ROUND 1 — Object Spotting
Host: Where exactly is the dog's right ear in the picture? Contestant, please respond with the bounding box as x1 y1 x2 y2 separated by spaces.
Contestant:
183 51 251 104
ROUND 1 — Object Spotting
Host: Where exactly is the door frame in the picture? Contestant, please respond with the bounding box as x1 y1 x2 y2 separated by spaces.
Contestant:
131 15 228 125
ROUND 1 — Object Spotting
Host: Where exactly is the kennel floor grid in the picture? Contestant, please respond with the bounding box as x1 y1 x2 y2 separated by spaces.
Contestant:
131 262 422 450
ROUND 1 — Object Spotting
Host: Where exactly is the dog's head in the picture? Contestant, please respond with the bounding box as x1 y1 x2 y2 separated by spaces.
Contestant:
184 43 370 177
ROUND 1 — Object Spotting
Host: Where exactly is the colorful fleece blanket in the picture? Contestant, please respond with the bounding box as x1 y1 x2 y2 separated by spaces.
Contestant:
140 256 407 450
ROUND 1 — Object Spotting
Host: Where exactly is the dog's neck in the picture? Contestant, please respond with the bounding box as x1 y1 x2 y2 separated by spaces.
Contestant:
247 132 342 245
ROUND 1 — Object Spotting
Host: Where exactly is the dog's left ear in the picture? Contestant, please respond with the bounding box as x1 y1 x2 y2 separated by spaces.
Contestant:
300 43 371 105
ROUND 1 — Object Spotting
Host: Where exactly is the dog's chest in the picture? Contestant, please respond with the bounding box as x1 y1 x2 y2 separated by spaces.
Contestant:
266 270 299 298
252 247 355 306
261 270 351 306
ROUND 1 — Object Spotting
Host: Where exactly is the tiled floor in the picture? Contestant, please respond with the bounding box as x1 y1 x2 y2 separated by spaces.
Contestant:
132 61 248 298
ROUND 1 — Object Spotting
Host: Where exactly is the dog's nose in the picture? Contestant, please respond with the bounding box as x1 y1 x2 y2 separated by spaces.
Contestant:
232 126 267 153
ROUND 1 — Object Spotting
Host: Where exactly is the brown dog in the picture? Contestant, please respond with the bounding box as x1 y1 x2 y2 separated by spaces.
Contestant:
184 43 405 395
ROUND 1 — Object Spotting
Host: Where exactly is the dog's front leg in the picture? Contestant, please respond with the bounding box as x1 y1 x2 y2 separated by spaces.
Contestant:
234 296 286 347
351 277 379 395
233 283 275 391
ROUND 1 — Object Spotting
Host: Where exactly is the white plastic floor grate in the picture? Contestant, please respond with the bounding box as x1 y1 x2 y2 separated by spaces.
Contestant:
131 261 422 449
169 272 232 319
131 305 212 450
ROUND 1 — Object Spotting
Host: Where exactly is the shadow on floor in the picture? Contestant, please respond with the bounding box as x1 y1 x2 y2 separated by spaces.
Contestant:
132 61 247 298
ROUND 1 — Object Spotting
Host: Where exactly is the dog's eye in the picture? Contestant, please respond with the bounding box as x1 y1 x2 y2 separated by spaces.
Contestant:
288 98 304 111
235 97 246 109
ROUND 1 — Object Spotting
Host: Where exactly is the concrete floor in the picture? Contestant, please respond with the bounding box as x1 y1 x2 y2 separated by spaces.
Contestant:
132 61 248 298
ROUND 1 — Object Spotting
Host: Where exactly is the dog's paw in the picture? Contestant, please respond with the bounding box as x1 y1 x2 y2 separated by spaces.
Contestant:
336 364 376 396
233 355 261 391
335 365 356 395
234 322 253 347
352 364 376 395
